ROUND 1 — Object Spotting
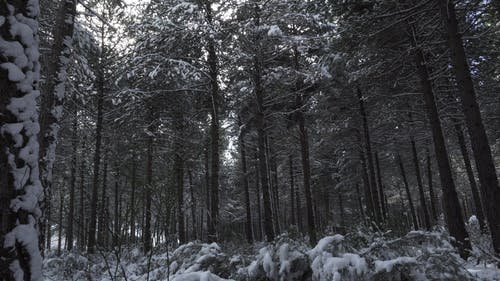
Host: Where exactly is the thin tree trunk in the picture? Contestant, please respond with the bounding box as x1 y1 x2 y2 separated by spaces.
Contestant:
410 136 431 230
113 179 120 247
454 122 487 230
289 155 296 226
374 152 387 220
78 146 86 250
426 148 438 221
87 21 106 254
338 192 345 228
396 153 419 230
254 152 263 240
175 152 185 244
57 188 64 255
413 45 471 258
188 169 197 240
67 105 77 251
360 150 375 221
355 183 366 224
130 157 137 243
144 133 153 253
98 154 108 248
357 88 382 224
238 120 253 243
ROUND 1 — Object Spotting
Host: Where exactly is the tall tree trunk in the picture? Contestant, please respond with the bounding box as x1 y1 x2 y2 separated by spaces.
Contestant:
38 0 77 254
238 120 253 243
426 148 438 221
188 169 197 240
360 150 375 221
374 152 387 220
296 95 317 243
410 136 431 230
113 179 120 247
204 2 220 242
355 183 366 224
78 146 86 250
266 137 281 235
338 192 345 228
204 140 210 240
0 1 43 277
413 45 471 258
144 133 153 252
87 22 106 254
439 0 500 256
67 105 77 251
396 153 419 230
57 188 64 255
254 152 263 240
289 155 296 226
454 122 486 230
98 154 108 248
252 6 275 241
357 88 382 224
130 157 137 243
175 153 185 244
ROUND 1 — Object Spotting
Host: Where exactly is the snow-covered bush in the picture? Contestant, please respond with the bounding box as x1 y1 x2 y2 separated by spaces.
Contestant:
241 234 311 281
169 242 232 279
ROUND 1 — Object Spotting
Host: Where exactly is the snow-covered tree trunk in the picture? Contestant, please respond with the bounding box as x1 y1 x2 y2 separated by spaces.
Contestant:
0 1 43 280
38 0 76 252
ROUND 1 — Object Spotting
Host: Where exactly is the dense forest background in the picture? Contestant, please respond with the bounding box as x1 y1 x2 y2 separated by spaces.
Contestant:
1 0 499 280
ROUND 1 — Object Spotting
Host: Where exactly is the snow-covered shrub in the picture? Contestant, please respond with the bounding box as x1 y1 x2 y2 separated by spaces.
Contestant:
309 235 369 281
363 231 474 281
169 242 232 278
242 234 311 281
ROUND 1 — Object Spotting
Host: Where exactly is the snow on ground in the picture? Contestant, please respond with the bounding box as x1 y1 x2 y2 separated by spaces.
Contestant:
43 231 500 281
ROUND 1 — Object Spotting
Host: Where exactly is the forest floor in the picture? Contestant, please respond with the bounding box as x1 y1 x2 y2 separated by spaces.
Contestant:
43 227 500 281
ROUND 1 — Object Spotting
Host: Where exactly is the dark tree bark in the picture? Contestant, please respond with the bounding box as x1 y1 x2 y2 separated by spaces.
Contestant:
204 2 221 242
98 154 108 248
374 152 387 220
413 46 471 258
57 188 64 255
175 152 185 244
338 192 345 227
409 136 431 230
396 153 418 230
251 6 275 242
425 148 438 222
67 104 77 251
78 145 86 250
130 157 137 243
360 150 375 221
297 94 317 243
144 133 153 253
188 169 197 240
355 183 366 224
113 179 120 247
454 122 486 230
289 155 296 226
254 152 263 241
87 21 106 254
238 119 253 243
357 88 382 225
439 0 499 256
